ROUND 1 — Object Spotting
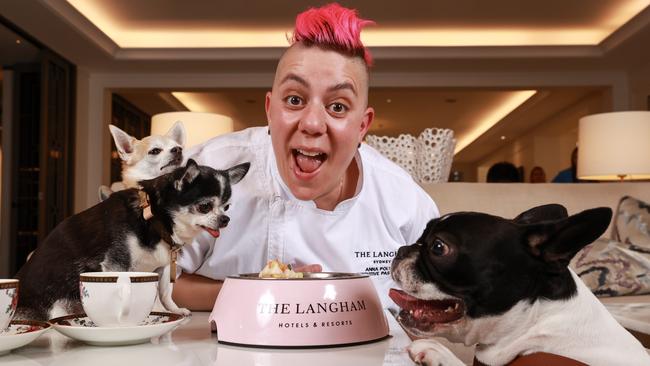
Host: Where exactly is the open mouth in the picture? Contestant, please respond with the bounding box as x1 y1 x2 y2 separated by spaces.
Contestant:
389 288 464 330
292 148 327 176
200 225 220 238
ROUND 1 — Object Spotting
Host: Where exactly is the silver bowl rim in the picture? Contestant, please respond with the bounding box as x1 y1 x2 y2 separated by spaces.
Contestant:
227 272 369 280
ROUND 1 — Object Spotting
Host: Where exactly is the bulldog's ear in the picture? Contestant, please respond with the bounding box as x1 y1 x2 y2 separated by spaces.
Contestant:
522 207 611 269
166 121 186 147
514 204 568 225
109 124 137 161
174 159 200 191
226 162 251 185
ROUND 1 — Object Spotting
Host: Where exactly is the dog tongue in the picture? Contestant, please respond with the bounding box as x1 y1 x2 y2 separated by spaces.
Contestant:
295 153 323 174
203 227 220 238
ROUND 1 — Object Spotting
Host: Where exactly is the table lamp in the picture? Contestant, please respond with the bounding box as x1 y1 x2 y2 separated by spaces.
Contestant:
578 111 650 181
151 111 233 148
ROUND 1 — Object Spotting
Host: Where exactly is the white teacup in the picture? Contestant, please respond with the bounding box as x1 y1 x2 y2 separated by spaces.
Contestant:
0 279 19 330
79 272 158 327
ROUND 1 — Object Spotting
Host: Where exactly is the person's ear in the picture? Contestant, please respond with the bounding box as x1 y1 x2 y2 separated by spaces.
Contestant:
265 91 273 129
359 106 374 142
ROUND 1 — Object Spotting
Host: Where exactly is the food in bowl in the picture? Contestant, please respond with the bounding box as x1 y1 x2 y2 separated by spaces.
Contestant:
258 259 303 279
210 272 389 348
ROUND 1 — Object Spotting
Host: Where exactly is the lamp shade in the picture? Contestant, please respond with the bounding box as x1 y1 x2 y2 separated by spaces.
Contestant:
151 112 233 148
578 111 650 181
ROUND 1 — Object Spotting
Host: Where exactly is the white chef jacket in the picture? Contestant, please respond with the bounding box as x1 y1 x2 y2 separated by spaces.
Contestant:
178 127 439 307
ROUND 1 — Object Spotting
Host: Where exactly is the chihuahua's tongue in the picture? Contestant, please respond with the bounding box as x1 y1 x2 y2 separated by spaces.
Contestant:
295 152 325 173
203 227 220 238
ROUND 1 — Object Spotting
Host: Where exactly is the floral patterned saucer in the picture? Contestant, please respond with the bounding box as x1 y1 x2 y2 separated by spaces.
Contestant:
50 311 184 346
0 320 51 356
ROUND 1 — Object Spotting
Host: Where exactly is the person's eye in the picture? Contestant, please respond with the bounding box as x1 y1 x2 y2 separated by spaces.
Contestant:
148 148 162 155
223 204 230 212
197 202 213 214
285 95 303 107
430 238 450 256
327 102 348 115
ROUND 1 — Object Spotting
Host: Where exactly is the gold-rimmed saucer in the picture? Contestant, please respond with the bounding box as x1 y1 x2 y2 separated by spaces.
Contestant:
0 320 51 356
50 312 184 346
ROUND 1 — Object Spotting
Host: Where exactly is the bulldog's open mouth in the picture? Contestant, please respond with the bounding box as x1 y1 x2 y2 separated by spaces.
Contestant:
389 288 464 330
293 148 327 174
200 225 220 238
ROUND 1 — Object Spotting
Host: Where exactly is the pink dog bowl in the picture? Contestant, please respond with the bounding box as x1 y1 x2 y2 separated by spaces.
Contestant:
210 272 389 348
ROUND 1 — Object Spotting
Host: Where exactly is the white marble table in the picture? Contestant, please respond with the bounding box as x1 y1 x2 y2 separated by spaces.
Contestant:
1 311 438 366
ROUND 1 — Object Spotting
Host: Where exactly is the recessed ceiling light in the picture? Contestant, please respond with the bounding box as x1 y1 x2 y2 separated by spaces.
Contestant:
15 39 21 44
500 135 506 140
386 99 392 103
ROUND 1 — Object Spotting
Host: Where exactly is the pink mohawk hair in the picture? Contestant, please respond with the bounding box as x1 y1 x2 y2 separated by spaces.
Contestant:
291 3 375 67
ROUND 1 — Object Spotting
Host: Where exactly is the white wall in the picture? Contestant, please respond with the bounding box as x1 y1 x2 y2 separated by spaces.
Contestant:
476 91 607 182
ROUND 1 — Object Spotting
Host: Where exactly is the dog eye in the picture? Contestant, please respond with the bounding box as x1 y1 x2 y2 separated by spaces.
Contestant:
148 148 162 155
223 204 230 212
431 239 450 256
197 202 213 214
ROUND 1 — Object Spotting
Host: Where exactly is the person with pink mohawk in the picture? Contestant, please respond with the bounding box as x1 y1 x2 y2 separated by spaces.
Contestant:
173 3 439 311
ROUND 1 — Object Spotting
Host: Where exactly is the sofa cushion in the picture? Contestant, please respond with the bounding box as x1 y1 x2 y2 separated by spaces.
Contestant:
613 195 650 251
571 238 650 297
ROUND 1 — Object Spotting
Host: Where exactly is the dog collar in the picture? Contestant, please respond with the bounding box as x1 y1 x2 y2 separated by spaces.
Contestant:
141 194 183 283
155 224 183 283
169 245 182 283
137 190 153 220
473 353 587 366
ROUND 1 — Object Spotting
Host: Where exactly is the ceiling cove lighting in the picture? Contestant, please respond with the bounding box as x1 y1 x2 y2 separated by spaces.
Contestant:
67 1 649 48
171 92 213 113
454 90 537 154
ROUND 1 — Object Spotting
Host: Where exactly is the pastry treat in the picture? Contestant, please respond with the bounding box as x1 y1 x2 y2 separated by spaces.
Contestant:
259 259 304 279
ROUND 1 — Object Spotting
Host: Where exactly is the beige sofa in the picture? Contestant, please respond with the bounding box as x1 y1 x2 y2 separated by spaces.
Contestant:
414 182 650 362
422 182 650 237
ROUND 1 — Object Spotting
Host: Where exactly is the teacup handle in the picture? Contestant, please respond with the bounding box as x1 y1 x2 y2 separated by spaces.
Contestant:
116 274 131 324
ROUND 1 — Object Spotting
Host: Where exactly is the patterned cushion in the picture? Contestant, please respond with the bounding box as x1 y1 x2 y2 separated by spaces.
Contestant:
571 238 650 297
570 196 650 297
612 195 650 252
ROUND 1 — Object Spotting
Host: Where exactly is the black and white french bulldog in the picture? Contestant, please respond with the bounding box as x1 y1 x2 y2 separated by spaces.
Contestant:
16 159 249 321
390 204 650 366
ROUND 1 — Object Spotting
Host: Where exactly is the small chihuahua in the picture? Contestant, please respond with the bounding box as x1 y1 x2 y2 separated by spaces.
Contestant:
99 122 186 199
16 159 250 321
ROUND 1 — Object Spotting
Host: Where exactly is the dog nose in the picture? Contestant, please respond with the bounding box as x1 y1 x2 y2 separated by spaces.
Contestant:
171 146 181 155
218 215 230 228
